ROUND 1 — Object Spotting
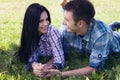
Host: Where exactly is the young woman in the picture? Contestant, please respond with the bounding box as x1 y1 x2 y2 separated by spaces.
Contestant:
17 3 65 77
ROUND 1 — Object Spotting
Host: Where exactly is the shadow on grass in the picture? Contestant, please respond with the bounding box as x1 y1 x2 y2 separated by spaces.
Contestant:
66 49 120 70
0 43 18 72
104 53 120 69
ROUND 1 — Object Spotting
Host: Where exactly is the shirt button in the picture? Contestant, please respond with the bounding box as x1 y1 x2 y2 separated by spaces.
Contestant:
98 54 102 58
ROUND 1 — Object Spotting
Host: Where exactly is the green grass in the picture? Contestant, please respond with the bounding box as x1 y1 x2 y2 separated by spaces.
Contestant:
0 0 120 80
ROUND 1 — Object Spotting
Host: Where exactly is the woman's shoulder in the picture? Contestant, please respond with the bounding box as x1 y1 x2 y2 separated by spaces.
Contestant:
47 24 60 35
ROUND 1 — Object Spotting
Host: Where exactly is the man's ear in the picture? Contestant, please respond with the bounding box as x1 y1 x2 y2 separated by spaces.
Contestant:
78 20 84 28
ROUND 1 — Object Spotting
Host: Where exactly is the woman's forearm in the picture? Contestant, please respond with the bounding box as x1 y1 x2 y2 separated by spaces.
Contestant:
45 57 54 66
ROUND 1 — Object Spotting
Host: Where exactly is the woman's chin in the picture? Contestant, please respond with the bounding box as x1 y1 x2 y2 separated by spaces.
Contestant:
41 31 47 34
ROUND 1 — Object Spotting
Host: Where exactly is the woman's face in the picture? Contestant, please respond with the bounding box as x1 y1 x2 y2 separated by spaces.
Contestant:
38 11 49 34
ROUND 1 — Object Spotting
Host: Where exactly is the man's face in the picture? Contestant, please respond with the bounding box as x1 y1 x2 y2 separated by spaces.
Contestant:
64 11 79 33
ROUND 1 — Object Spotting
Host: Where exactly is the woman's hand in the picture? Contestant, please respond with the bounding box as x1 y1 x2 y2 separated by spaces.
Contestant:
32 62 42 70
44 64 56 69
32 62 46 77
32 62 58 77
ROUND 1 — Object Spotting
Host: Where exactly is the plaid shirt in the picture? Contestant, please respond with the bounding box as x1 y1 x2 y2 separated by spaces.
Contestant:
27 25 65 70
61 19 120 70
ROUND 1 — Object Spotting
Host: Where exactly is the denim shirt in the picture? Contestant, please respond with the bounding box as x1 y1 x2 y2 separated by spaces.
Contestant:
61 19 120 70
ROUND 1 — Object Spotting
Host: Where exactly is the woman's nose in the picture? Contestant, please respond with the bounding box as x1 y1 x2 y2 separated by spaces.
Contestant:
44 20 49 26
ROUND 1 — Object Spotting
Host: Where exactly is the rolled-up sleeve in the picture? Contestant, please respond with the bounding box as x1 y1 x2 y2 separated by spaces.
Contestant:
89 33 111 70
26 49 39 71
49 28 65 69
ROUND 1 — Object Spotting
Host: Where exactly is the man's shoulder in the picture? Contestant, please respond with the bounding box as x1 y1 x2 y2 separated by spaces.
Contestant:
93 19 111 35
95 20 108 31
90 19 112 41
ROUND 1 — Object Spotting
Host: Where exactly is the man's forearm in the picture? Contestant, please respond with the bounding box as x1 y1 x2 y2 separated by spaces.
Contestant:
61 66 96 77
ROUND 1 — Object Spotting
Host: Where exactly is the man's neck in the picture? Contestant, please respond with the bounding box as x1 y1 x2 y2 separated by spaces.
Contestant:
77 25 88 36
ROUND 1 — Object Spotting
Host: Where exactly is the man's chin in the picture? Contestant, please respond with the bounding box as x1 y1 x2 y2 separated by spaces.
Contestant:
67 29 73 33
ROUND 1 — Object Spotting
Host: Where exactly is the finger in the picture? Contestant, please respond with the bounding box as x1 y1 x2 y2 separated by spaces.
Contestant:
43 69 50 73
32 63 39 69
36 65 45 70
33 69 45 74
44 65 53 69
38 63 42 66
44 69 56 73
37 72 47 78
36 73 45 77
33 71 45 77
33 64 44 70
33 68 42 72
34 65 44 70
44 73 51 78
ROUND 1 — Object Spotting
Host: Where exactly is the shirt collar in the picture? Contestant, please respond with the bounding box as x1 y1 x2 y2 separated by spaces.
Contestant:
41 34 47 41
83 19 95 41
38 25 51 45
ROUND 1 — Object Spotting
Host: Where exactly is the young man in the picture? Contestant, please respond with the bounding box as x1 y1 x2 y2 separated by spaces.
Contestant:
44 0 120 77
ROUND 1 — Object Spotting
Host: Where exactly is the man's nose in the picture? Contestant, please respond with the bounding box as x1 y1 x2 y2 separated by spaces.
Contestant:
63 19 67 25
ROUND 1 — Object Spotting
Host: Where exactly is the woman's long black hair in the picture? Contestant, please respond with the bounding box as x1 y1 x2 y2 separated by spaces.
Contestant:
17 3 51 64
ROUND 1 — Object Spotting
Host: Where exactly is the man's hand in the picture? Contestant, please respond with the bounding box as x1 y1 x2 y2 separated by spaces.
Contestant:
43 69 61 78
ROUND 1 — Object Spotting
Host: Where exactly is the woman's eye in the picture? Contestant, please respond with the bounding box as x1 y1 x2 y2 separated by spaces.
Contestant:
39 20 43 23
46 18 49 21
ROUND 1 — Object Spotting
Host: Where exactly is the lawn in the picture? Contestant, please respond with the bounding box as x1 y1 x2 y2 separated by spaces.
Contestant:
0 0 120 80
